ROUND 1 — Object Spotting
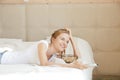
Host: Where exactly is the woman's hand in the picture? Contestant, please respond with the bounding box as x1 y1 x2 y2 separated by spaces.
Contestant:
64 27 72 39
72 60 88 70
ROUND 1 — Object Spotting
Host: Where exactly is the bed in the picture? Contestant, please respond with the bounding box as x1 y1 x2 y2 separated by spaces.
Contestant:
0 37 97 80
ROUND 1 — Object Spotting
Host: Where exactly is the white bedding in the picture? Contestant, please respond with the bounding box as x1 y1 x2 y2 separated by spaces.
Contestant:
0 64 88 80
0 37 96 80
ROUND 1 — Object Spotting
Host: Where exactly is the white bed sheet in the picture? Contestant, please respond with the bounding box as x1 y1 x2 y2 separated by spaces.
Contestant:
0 37 96 80
0 64 89 80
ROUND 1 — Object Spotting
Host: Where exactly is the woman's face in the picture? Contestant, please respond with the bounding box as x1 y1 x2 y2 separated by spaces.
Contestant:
52 33 70 52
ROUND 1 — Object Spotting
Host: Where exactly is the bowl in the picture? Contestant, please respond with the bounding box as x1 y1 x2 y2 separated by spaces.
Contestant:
62 55 77 63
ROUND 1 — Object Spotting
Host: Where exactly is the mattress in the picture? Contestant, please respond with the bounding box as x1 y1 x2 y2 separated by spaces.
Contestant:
0 64 88 80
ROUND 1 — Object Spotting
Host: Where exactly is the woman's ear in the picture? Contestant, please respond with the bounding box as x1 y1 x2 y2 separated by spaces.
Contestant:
51 37 55 43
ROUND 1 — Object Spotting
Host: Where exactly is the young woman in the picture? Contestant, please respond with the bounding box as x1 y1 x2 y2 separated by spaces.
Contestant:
1 28 88 69
38 28 88 69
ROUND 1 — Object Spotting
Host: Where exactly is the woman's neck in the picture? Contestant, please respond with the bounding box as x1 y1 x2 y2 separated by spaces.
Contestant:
47 43 62 59
47 43 57 55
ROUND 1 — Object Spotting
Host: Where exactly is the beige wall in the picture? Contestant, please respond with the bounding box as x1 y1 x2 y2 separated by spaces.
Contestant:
0 3 120 76
0 0 120 4
0 5 26 39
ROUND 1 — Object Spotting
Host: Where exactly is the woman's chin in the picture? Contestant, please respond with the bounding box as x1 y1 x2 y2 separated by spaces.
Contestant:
61 49 65 52
58 48 64 52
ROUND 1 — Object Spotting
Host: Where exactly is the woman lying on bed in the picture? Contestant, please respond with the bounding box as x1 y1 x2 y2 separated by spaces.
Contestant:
1 28 88 69
38 28 88 69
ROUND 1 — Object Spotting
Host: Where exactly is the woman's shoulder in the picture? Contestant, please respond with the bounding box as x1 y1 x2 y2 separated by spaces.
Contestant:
38 40 48 44
37 40 49 48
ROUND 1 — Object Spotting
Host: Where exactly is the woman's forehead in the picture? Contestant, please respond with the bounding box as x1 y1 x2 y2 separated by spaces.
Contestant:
58 33 70 39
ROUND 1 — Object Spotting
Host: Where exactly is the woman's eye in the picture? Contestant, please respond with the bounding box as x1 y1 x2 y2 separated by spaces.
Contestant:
61 38 65 41
61 38 69 44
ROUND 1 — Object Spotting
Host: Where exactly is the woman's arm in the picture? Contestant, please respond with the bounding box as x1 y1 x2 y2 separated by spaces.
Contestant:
65 28 81 58
45 60 87 70
38 43 48 66
69 35 80 57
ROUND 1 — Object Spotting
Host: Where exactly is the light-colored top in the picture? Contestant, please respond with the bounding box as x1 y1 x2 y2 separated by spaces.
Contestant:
1 40 48 65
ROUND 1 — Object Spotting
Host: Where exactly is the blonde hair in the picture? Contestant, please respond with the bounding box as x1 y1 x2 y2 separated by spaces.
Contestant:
51 29 69 42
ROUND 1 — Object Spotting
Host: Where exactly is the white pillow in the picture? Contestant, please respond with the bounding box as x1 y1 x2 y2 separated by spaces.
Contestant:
0 38 24 51
0 45 14 53
0 38 23 43
66 37 95 64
